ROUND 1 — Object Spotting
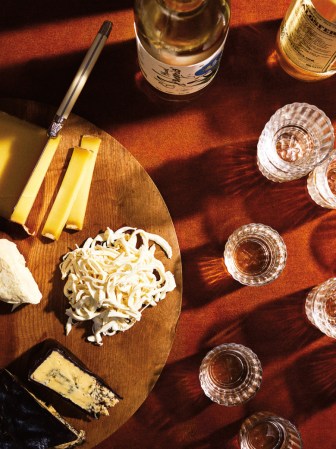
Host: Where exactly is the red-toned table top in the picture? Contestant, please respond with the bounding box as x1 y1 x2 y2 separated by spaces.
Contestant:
0 1 336 448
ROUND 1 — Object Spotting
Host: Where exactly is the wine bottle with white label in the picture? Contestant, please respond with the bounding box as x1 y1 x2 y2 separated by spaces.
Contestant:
276 0 336 81
134 0 231 101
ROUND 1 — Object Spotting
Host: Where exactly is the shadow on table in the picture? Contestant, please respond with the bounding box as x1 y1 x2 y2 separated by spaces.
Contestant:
310 212 336 275
285 342 336 423
130 353 210 430
0 0 133 30
200 288 322 363
1 18 335 132
181 243 242 310
183 420 242 449
123 351 244 449
125 287 320 440
119 289 326 449
153 142 329 239
240 288 322 362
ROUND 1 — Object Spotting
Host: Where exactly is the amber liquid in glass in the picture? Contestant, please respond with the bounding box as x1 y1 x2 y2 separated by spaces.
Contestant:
327 161 336 194
325 295 336 325
275 126 313 163
246 421 285 449
233 238 271 276
210 351 247 387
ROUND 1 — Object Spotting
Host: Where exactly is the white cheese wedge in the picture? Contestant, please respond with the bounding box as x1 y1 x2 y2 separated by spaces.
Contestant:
0 239 42 306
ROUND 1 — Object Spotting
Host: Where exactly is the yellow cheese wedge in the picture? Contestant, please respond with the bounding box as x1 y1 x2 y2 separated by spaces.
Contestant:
10 135 61 228
0 112 47 219
41 146 92 241
65 135 101 231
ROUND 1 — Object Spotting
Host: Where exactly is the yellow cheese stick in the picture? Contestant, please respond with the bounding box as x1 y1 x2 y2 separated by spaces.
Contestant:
0 112 47 219
42 146 92 241
65 135 101 230
10 135 61 228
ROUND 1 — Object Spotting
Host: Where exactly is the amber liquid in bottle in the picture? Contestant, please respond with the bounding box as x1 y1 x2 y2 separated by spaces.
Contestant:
276 0 336 81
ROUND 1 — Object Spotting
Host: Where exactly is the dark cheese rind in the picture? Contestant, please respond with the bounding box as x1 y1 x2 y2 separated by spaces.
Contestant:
29 339 121 418
0 369 85 449
0 427 21 449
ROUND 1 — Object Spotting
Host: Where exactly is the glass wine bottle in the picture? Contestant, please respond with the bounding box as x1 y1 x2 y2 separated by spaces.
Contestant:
134 0 231 101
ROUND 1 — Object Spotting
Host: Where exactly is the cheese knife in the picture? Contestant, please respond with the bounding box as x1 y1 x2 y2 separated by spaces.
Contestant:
9 20 112 229
48 20 112 137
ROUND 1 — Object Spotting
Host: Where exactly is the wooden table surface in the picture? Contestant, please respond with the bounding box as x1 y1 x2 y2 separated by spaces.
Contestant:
0 1 336 448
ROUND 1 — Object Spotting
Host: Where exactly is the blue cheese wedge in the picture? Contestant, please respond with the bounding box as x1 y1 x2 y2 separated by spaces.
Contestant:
0 239 42 307
29 342 121 418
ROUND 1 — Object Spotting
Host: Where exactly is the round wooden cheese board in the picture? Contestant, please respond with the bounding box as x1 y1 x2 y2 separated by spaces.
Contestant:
0 99 182 448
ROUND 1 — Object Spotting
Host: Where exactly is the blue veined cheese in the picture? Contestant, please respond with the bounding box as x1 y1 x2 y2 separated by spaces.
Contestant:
29 343 121 418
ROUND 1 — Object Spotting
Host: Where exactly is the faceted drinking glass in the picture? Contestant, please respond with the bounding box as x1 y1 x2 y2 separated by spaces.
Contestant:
307 149 336 209
305 277 336 338
224 223 287 286
257 103 334 182
199 343 262 406
239 411 303 449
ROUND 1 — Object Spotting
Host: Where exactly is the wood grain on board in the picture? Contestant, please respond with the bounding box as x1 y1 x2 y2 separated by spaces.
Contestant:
0 99 182 448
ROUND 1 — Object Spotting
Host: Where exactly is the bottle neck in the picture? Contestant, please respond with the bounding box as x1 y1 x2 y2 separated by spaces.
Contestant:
159 0 207 13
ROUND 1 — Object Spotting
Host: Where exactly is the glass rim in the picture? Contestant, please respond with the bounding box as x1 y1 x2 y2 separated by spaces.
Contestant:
239 411 302 449
199 343 262 406
317 150 336 199
307 150 336 208
305 277 336 338
223 223 287 286
257 102 335 180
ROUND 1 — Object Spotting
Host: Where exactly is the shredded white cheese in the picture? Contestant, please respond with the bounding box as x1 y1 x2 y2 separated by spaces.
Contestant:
59 227 176 345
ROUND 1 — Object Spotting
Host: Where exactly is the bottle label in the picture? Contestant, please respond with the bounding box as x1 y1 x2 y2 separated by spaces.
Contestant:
135 31 226 95
280 0 336 73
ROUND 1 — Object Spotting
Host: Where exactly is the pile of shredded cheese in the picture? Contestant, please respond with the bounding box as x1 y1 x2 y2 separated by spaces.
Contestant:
59 227 176 345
